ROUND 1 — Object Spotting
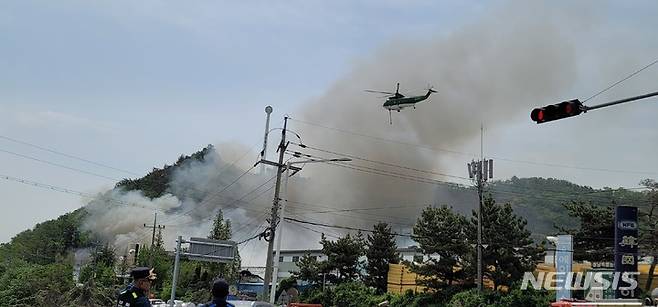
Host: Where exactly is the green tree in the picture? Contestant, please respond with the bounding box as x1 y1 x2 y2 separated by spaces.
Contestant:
137 244 172 297
292 253 322 285
320 233 365 283
206 209 240 283
412 206 470 290
366 222 400 294
557 200 614 262
468 195 543 290
209 209 232 241
640 179 658 290
0 261 74 306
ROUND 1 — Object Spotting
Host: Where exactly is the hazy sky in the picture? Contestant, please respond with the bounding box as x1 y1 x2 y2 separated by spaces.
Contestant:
1 0 658 244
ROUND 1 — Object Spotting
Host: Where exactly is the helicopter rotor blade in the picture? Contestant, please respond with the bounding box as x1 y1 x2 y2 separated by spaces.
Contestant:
365 90 395 95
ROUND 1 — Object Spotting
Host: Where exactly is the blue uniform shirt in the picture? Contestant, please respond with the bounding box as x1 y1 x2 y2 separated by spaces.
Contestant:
117 283 151 307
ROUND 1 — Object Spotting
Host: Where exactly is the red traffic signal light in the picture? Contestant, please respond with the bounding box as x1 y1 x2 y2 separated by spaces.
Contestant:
531 99 583 124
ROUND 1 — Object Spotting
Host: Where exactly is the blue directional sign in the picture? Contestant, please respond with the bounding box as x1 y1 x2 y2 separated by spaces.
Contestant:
556 235 573 301
614 206 638 299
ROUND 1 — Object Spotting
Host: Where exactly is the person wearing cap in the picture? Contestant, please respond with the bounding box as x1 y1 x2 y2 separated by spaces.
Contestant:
199 279 235 307
117 267 157 307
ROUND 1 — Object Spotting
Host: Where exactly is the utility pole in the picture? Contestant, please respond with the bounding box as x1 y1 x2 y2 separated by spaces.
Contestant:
260 106 273 175
144 212 165 247
261 116 289 301
467 125 493 292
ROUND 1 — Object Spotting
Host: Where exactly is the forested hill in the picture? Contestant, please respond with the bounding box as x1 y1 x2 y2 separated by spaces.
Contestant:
0 143 651 303
0 145 215 305
488 176 648 238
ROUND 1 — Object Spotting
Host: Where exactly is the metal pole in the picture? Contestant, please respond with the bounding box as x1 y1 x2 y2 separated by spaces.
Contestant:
152 212 157 247
263 116 288 301
270 161 291 303
584 90 658 111
261 106 273 174
477 124 483 292
170 236 182 307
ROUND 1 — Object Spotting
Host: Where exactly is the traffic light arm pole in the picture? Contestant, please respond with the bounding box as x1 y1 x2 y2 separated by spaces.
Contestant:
583 91 658 112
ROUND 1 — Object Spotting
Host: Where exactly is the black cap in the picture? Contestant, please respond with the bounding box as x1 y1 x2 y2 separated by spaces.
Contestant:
212 279 229 298
131 267 156 280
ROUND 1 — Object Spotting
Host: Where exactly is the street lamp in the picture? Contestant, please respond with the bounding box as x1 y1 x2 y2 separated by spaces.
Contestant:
269 158 351 303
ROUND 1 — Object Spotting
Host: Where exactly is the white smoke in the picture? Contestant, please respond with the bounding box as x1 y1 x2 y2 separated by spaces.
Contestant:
81 2 656 265
81 144 266 254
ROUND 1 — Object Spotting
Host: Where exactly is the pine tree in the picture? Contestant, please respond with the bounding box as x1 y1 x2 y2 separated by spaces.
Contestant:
365 222 399 294
206 209 240 283
639 179 658 290
557 200 614 262
209 209 232 241
412 206 470 290
320 233 365 283
468 195 543 290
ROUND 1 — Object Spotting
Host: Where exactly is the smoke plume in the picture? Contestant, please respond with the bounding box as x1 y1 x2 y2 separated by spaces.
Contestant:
83 2 640 265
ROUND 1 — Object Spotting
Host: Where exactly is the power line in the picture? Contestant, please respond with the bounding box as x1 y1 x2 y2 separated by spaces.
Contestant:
284 216 416 238
287 220 341 239
0 148 120 181
0 174 168 212
0 134 141 176
294 149 651 205
286 200 416 227
157 164 260 224
583 58 658 103
290 141 469 180
289 117 657 176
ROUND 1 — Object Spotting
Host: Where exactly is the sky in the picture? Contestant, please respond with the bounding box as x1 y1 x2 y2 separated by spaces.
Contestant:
1 0 658 246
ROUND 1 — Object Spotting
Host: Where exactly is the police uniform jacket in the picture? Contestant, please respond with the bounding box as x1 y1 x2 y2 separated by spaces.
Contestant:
117 283 151 307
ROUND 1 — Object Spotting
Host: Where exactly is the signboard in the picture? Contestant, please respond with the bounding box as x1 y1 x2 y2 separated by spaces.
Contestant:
585 268 615 301
556 235 573 301
186 237 237 263
614 206 638 299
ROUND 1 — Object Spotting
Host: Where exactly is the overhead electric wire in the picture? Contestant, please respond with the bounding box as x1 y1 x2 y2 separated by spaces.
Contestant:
0 173 169 212
286 212 345 239
290 141 469 180
160 174 275 226
288 117 657 176
0 148 120 181
0 134 141 176
287 220 341 239
291 148 652 206
583 58 658 103
285 200 417 226
157 164 260 224
285 216 423 239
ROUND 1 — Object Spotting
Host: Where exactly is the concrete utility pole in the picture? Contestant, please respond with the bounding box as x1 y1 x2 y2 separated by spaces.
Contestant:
144 212 165 247
261 116 289 301
269 157 350 304
170 236 182 307
467 125 493 292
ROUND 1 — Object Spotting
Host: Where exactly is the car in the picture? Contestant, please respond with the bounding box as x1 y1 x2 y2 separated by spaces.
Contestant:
149 299 166 306
227 300 275 307
166 299 185 307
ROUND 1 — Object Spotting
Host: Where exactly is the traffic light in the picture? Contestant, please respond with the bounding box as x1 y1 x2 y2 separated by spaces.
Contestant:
530 99 584 124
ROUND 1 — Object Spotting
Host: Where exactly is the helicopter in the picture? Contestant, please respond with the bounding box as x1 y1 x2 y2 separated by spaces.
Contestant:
365 83 437 124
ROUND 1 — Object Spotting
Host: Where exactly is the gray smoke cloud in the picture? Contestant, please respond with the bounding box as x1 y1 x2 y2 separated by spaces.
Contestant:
284 2 585 234
81 144 266 252
82 2 655 265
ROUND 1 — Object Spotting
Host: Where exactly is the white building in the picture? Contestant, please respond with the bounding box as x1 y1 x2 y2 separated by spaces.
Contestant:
274 246 437 283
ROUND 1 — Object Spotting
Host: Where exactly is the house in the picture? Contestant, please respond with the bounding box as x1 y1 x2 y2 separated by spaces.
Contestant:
273 246 437 283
